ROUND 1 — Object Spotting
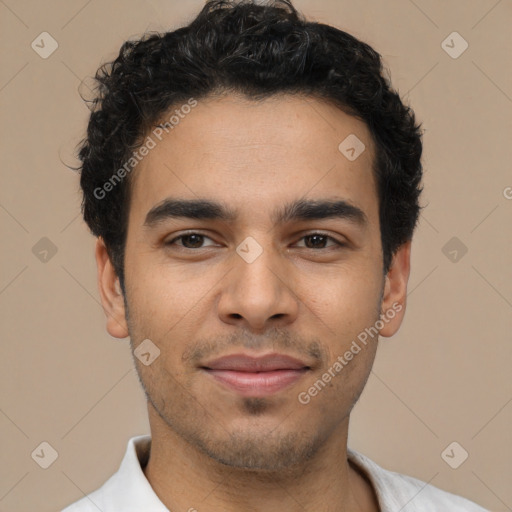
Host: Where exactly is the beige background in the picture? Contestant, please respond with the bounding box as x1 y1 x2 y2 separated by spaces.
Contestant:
1 0 511 511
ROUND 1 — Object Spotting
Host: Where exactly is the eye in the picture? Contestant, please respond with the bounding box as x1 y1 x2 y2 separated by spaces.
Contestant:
295 233 345 249
164 231 346 251
165 232 217 249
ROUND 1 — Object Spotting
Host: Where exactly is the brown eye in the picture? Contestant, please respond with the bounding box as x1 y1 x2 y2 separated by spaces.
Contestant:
165 233 215 249
297 233 345 249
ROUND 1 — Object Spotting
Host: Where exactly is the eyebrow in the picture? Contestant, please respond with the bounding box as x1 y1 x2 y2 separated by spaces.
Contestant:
143 197 368 229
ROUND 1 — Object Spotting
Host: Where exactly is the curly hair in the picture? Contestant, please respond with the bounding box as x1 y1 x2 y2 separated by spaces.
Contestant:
77 0 424 294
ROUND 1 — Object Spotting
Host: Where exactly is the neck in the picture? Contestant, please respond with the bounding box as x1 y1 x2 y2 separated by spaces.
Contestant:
142 403 379 512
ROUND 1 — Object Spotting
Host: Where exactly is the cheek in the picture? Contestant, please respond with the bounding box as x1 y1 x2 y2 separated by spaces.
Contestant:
297 264 382 342
126 252 203 320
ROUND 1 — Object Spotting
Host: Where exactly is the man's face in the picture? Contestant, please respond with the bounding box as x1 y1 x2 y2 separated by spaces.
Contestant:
100 94 408 471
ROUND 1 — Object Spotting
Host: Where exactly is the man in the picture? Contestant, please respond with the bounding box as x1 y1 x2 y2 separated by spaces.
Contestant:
63 0 488 510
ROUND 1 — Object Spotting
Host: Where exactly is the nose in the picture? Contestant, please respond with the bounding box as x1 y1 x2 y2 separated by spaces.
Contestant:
217 242 299 333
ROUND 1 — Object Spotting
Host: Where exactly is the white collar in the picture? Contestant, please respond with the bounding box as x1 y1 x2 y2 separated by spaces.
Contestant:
63 434 487 512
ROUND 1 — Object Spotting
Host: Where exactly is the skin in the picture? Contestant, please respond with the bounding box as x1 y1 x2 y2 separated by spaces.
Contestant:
96 93 411 512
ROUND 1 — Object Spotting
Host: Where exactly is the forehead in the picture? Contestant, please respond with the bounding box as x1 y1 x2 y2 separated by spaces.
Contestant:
128 94 378 228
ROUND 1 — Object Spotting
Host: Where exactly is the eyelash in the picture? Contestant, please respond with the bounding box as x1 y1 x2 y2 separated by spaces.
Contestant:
164 232 346 250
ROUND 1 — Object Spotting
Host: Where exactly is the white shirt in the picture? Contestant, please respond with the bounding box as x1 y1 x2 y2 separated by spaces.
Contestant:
62 435 488 511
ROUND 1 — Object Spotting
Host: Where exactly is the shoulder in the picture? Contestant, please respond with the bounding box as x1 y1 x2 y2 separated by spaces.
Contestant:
60 489 106 512
60 477 112 512
60 435 153 512
348 449 489 511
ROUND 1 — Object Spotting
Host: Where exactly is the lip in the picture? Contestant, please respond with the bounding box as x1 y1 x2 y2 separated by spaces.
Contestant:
201 353 311 397
202 353 310 372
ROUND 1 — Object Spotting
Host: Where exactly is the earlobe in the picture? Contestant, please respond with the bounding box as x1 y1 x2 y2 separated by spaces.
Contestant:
379 241 411 338
95 237 129 339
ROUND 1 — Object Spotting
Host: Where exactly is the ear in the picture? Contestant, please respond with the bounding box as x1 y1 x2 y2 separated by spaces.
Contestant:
379 240 411 338
95 237 129 339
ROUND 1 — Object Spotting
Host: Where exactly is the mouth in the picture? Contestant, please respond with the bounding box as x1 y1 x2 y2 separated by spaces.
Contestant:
200 353 311 397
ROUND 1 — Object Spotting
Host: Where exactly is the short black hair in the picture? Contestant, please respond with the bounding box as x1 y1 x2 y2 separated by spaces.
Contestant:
77 0 424 294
